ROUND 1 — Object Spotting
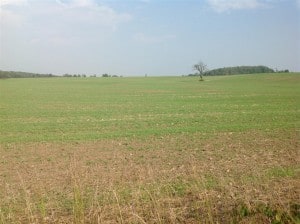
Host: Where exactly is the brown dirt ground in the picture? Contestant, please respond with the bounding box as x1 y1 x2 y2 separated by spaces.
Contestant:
0 130 299 223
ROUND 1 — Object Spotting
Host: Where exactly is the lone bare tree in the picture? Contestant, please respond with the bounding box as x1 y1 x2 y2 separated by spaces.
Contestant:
193 61 208 81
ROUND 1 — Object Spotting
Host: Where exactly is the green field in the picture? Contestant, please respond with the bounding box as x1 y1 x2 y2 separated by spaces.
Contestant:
1 74 299 143
0 74 299 223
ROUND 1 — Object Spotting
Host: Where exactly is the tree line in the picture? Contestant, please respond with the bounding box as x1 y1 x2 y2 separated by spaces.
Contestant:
1 65 290 79
0 70 56 79
0 70 124 79
205 66 275 76
188 65 289 77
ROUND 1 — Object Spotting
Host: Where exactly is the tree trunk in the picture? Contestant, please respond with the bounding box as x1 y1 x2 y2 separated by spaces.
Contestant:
199 74 203 81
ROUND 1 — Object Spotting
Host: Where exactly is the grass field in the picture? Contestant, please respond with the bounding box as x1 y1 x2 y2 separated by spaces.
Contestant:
0 74 299 223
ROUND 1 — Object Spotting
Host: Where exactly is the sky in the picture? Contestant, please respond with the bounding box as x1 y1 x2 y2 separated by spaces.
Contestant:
0 0 299 76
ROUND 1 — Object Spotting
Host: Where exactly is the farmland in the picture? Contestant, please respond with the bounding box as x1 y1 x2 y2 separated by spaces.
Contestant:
0 74 299 223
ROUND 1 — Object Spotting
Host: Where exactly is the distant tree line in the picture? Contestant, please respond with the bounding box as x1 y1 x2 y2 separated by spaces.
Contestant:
204 66 275 76
187 66 288 77
63 74 87 78
61 73 122 78
101 73 122 78
0 70 124 79
0 70 57 79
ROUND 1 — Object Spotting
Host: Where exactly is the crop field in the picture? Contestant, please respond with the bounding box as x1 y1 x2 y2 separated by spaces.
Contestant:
0 74 299 223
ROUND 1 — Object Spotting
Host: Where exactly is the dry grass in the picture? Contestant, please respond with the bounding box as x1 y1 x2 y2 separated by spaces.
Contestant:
0 130 299 223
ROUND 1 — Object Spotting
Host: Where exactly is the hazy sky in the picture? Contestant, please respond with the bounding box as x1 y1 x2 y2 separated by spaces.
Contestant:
0 0 299 76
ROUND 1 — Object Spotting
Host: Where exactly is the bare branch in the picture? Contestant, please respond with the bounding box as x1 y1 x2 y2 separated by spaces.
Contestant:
193 61 207 74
